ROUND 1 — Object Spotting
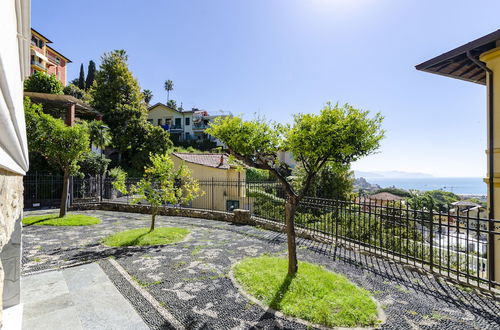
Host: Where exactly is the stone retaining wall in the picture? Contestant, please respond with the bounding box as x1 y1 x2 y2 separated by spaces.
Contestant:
0 169 23 322
70 202 326 244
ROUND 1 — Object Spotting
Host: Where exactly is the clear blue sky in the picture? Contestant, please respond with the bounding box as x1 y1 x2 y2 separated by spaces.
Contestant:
32 0 500 177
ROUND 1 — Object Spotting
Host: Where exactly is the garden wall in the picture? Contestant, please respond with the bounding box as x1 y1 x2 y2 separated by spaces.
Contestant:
0 169 23 317
71 202 327 243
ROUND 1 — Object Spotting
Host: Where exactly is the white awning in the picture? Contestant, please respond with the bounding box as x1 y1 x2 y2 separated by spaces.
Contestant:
32 49 48 63
0 0 30 175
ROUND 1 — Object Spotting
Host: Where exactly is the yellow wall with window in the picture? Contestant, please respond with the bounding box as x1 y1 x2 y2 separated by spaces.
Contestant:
170 155 251 212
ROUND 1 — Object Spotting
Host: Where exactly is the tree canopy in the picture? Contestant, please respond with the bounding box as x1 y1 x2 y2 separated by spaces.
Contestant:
25 98 90 216
85 60 96 90
207 103 384 274
63 84 86 100
111 153 202 231
24 71 63 94
143 89 153 104
90 50 172 172
78 64 85 90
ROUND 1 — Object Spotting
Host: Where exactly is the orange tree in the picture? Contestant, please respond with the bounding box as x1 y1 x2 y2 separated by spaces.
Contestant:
207 103 384 275
111 153 202 231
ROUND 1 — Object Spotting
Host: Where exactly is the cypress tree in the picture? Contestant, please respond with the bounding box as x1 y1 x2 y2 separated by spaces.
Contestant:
78 64 85 90
85 60 96 90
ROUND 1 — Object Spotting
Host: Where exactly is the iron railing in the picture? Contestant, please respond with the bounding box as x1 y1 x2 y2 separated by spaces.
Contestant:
23 175 500 291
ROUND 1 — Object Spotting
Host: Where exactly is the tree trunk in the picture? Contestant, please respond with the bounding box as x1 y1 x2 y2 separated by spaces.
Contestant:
285 196 298 275
59 170 70 218
150 211 156 232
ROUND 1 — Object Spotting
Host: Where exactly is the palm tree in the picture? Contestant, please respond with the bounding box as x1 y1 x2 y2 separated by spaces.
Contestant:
87 120 112 150
164 80 174 102
142 89 153 104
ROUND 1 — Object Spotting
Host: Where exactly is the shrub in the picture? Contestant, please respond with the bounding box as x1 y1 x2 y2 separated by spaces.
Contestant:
24 71 63 94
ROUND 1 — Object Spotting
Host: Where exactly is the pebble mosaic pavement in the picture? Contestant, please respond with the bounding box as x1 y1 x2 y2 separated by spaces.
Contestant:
22 210 500 329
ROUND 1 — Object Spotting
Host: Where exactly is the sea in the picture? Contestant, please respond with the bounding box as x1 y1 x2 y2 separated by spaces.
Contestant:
365 177 486 196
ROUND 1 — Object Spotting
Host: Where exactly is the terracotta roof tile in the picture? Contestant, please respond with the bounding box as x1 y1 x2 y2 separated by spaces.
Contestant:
172 153 231 169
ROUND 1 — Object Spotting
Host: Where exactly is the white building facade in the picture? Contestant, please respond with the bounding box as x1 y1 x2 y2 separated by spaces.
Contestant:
147 103 229 146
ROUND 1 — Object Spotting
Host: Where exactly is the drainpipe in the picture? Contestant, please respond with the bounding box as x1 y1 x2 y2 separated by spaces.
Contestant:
466 51 495 283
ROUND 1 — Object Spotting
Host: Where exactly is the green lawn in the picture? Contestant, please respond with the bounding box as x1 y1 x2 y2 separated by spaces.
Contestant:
233 256 379 328
22 214 101 226
103 227 190 247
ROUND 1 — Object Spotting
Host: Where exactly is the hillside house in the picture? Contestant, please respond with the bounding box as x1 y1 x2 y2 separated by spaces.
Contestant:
171 153 251 212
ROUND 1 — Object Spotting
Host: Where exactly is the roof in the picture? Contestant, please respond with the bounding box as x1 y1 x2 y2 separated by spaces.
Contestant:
451 200 481 207
31 28 53 43
46 45 72 63
24 92 101 116
148 103 194 113
368 192 404 201
171 153 233 169
415 30 500 85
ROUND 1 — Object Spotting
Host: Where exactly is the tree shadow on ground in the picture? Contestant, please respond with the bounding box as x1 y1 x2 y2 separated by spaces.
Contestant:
253 273 297 328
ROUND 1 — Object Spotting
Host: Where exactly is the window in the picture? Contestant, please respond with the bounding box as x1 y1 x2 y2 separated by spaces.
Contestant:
56 57 61 65
157 118 163 125
147 119 153 124
185 132 190 140
185 117 190 126
175 118 181 127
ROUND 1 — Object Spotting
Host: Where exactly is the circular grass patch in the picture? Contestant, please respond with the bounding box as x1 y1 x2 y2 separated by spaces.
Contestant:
22 214 101 226
103 227 190 247
233 256 380 328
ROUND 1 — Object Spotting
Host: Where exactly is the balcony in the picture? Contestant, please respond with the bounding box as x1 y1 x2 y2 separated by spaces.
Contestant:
192 124 209 131
31 60 46 71
169 125 183 131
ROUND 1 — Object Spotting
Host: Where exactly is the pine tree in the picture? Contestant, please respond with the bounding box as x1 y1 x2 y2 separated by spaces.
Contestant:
85 60 96 90
78 64 85 90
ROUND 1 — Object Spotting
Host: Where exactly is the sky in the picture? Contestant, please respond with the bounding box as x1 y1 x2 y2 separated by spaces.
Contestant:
31 0 500 177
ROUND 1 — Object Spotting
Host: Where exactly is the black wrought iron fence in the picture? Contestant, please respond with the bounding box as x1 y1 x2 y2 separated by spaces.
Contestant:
23 175 500 290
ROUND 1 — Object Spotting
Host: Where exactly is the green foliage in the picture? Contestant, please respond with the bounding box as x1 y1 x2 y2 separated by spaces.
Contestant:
111 153 203 230
24 71 63 94
173 138 216 152
208 103 384 195
22 214 100 226
293 163 354 200
103 227 189 247
78 152 111 177
164 79 174 101
85 60 96 90
143 89 153 104
234 256 379 327
246 167 271 181
127 124 172 171
208 103 384 274
167 99 177 109
78 63 85 90
24 97 89 176
372 187 411 198
109 167 128 194
133 153 202 206
63 83 86 99
84 120 112 149
406 190 459 212
90 50 172 172
90 50 147 144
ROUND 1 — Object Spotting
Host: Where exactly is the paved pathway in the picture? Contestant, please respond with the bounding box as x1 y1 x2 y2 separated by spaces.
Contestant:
21 263 148 330
22 210 500 329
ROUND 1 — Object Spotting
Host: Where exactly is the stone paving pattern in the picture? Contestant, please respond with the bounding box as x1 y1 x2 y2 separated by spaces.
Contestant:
22 210 500 329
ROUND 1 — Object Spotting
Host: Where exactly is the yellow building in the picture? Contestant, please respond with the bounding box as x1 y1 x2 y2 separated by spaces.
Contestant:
416 30 500 284
30 29 71 85
171 152 252 212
